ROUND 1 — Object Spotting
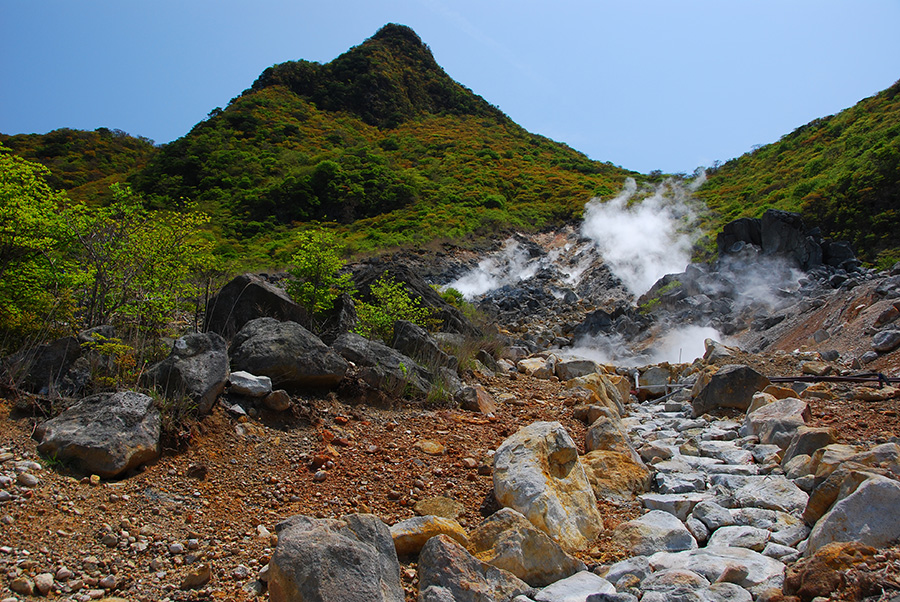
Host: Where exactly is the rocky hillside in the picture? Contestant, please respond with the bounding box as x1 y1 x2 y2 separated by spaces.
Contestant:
3 209 900 601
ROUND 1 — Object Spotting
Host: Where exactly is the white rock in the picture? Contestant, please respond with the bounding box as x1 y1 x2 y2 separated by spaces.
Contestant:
534 570 614 602
613 510 697 556
648 546 785 596
229 371 273 397
706 525 770 552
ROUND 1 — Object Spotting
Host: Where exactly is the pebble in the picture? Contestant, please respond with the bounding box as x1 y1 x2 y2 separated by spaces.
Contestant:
99 574 117 589
34 572 55 595
16 472 39 487
180 563 212 590
169 543 185 554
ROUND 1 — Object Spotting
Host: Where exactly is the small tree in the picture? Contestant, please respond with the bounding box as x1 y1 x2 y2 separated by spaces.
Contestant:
355 273 434 341
286 229 355 321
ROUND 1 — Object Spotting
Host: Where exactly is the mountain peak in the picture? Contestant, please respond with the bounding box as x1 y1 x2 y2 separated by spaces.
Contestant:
250 24 506 129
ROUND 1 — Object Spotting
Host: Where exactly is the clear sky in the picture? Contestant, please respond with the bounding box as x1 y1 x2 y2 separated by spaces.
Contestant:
2 0 898 175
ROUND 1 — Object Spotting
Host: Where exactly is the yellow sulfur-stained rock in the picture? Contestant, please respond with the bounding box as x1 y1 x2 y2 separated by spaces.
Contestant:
390 515 469 557
581 449 652 500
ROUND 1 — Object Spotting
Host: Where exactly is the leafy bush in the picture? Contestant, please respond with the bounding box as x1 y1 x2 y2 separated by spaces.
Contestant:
285 228 355 321
354 273 435 341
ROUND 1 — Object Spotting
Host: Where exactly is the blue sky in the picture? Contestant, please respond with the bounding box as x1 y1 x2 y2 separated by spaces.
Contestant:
1 0 898 174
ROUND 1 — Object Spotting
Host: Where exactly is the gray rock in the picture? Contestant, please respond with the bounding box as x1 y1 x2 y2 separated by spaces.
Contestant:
8 335 81 395
691 501 734 532
648 546 785 596
706 526 770 552
493 422 603 551
143 331 228 414
534 571 615 602
699 582 753 602
268 513 403 602
639 493 708 522
740 398 810 450
761 542 799 562
263 390 292 412
205 273 307 337
418 534 535 602
781 426 836 466
230 318 349 389
685 516 710 545
556 359 600 381
641 568 710 591
468 507 585 587
613 510 698 555
692 365 769 417
391 320 457 371
655 472 707 494
698 441 754 465
806 474 900 555
35 391 160 478
872 329 900 353
229 370 273 398
730 475 809 514
333 332 432 396
602 556 651 585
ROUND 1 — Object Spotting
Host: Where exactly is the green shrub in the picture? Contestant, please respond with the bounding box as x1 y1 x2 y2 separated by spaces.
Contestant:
286 229 355 322
355 273 434 341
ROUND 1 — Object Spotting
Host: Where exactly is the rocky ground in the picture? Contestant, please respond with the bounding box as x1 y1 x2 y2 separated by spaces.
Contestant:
3 215 900 601
2 344 899 601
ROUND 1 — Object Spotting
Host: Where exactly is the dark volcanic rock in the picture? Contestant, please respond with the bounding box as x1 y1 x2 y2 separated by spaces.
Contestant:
142 332 229 414
391 320 457 370
229 318 348 389
205 274 308 337
332 333 432 396
692 364 770 417
35 391 160 478
7 336 81 395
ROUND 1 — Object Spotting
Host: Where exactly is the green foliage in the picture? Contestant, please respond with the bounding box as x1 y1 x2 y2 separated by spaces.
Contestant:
80 334 141 390
285 229 355 318
0 143 75 348
65 184 214 337
698 79 900 263
354 273 435 341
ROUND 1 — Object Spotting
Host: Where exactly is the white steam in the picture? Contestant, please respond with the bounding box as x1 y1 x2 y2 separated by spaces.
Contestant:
566 325 728 367
581 176 701 296
447 239 537 299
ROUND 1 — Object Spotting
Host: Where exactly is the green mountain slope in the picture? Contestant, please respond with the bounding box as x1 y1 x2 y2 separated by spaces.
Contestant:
697 79 900 266
131 24 637 258
0 128 157 203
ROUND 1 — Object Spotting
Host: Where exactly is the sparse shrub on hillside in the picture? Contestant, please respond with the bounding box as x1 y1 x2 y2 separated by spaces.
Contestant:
354 273 435 342
286 229 355 323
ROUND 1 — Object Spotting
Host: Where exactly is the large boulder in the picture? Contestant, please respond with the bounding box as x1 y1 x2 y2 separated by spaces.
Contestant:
6 335 81 395
581 450 652 500
229 318 348 389
648 547 786 596
468 507 586 587
691 365 770 417
781 426 837 467
492 422 604 551
391 320 457 371
268 513 403 602
612 510 698 556
204 273 308 337
34 391 160 478
417 534 535 602
740 398 811 450
332 332 432 397
142 332 228 414
805 475 900 555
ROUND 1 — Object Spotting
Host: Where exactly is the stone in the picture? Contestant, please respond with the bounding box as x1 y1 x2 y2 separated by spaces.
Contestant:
9 577 34 596
391 320 458 371
390 515 468 557
35 391 160 478
229 370 273 397
783 541 876 601
204 273 307 337
655 471 707 494
691 501 734 532
269 513 403 602
180 564 212 590
691 365 770 417
230 318 349 389
740 398 810 450
415 440 446 455
872 329 900 353
800 361 831 377
414 497 465 520
747 392 776 415
456 385 498 414
639 366 670 398
533 571 615 602
418 534 534 602
6 335 81 395
332 332 432 397
581 450 652 500
602 555 652 585
806 475 900 555
493 422 603 551
706 526 770 552
685 516 709 545
556 358 600 381
584 417 634 456
781 427 836 467
731 475 809 514
648 547 786 596
469 507 585 587
263 389 292 412
142 332 228 414
33 572 54 595
565 373 629 416
639 493 708 522
517 356 557 380
783 455 814 480
641 568 710 591
613 510 698 555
